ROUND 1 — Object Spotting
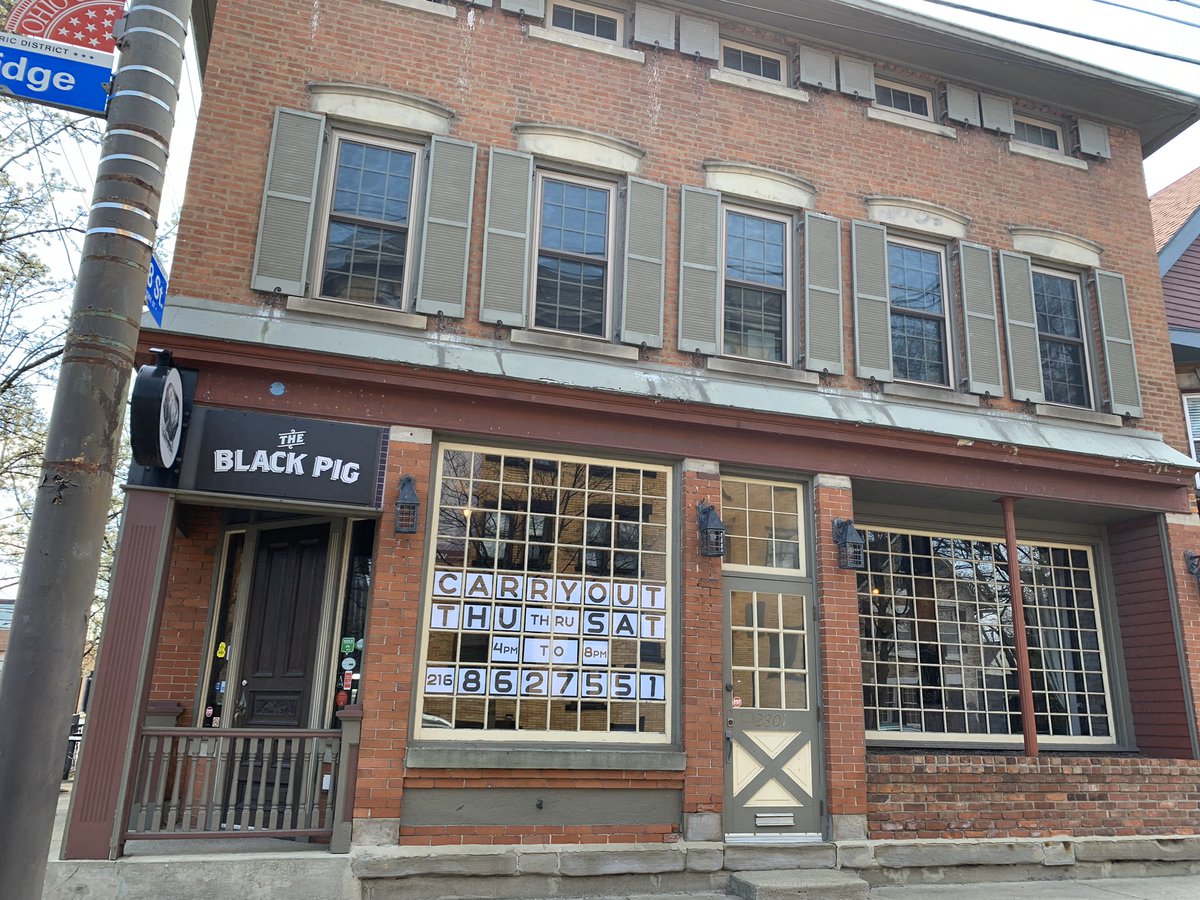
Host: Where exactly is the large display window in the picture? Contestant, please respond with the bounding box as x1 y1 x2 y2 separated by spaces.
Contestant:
415 446 672 742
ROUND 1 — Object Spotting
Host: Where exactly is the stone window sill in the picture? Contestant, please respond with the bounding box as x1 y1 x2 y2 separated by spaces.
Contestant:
286 296 428 331
510 328 641 361
407 746 686 770
1033 403 1122 427
1008 141 1089 170
707 69 809 104
527 25 645 63
707 356 818 385
882 380 981 408
375 0 456 19
866 106 956 139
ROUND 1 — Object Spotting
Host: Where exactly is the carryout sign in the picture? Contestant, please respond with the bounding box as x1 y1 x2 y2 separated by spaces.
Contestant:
179 408 386 507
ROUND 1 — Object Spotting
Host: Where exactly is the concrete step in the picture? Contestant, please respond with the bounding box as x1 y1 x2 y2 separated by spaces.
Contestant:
730 869 869 900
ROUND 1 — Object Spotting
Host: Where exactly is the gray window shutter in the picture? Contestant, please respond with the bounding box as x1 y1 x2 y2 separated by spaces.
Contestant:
797 47 836 90
415 137 477 319
997 251 1045 404
803 211 843 375
252 108 326 296
851 220 891 382
838 56 875 100
679 15 718 60
621 177 667 349
1093 270 1142 418
480 148 534 328
633 3 675 49
500 0 544 18
956 241 1004 397
678 187 720 357
943 84 981 127
980 94 1015 134
1076 119 1112 159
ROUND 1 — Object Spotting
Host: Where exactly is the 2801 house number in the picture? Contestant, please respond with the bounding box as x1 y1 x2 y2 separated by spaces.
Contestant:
752 712 786 728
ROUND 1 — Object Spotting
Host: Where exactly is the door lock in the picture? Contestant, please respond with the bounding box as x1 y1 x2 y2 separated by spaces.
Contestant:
724 682 733 692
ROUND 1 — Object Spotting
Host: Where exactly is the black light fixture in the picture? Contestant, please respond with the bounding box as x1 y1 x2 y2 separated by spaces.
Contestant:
697 501 727 558
394 475 421 533
833 518 866 570
1186 551 1200 590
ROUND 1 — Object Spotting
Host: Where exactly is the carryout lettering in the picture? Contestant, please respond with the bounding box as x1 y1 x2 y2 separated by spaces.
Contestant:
0 52 76 92
212 449 360 483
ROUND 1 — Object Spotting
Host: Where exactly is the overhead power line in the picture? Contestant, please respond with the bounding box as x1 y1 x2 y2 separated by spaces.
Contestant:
1092 0 1200 29
915 0 1200 66
1169 0 1200 12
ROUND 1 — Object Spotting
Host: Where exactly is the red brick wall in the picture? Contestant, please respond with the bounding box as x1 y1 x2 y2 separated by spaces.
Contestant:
867 753 1200 838
1109 516 1194 758
147 504 222 723
814 478 868 821
170 1 1187 453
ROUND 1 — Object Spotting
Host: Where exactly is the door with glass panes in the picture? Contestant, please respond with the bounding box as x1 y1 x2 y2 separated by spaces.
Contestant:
720 478 822 838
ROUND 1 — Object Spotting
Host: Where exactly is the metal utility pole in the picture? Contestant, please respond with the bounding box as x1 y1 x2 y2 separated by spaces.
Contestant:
0 1 190 894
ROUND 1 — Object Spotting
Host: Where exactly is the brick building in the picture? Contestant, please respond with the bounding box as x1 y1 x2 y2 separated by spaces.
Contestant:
63 0 1200 891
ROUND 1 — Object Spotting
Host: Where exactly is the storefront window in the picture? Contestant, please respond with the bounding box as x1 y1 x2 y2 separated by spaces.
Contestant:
858 527 1114 743
417 447 671 741
327 519 375 725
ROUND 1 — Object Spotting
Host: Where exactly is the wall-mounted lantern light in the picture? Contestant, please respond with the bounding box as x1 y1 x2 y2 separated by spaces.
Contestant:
394 475 421 534
1186 550 1200 590
697 501 727 558
833 517 866 570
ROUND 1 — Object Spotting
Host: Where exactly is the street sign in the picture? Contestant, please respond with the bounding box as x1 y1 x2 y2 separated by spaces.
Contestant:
0 31 112 116
146 253 167 326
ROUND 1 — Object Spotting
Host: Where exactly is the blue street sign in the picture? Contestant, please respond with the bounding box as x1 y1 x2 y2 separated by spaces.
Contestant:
0 31 112 117
146 253 168 326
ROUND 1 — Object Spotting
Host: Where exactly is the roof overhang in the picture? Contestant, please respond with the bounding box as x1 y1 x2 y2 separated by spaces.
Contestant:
683 0 1200 155
1172 328 1200 366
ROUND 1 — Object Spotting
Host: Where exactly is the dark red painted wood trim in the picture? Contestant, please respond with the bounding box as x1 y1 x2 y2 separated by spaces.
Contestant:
64 491 174 860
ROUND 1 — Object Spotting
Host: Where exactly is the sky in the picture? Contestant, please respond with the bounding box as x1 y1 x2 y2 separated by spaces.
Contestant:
878 0 1200 194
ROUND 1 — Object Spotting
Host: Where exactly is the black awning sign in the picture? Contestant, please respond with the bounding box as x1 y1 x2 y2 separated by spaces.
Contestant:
179 408 386 507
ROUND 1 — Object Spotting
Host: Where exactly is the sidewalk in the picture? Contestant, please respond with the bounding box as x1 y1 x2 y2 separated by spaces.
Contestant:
869 875 1200 899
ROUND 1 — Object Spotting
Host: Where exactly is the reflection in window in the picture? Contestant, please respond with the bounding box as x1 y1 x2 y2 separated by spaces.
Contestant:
1033 270 1090 407
320 137 417 307
888 240 948 385
730 591 809 710
723 209 789 363
535 174 612 337
858 527 1113 742
421 447 671 740
720 478 805 572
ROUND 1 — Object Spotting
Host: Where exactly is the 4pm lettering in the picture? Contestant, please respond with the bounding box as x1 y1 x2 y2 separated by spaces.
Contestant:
212 449 361 483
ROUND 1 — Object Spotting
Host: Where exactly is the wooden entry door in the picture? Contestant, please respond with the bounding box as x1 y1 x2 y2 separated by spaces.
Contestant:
725 580 822 837
237 523 330 728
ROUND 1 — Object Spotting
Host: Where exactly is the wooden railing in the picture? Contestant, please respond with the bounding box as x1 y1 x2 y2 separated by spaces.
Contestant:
124 729 343 841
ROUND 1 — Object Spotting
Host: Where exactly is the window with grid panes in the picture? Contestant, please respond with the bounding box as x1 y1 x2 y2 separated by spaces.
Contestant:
720 41 786 82
533 172 613 337
875 79 933 119
1013 116 1064 152
550 1 621 42
858 527 1115 744
888 238 950 385
723 207 790 363
1033 269 1090 407
418 446 671 741
318 134 419 307
720 478 806 574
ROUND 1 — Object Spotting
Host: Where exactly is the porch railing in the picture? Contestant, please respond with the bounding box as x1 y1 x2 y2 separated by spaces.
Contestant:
124 728 343 841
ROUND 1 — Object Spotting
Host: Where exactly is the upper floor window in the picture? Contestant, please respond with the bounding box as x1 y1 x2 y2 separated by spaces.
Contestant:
533 172 614 338
888 238 949 386
720 40 786 83
550 1 622 43
874 79 933 120
1033 269 1090 407
1014 115 1064 153
723 206 791 363
318 135 421 307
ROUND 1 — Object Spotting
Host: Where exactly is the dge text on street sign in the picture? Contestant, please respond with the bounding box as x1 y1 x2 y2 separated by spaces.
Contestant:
0 30 112 116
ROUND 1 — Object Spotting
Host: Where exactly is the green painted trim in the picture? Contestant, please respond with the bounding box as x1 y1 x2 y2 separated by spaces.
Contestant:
405 746 687 770
399 788 682 826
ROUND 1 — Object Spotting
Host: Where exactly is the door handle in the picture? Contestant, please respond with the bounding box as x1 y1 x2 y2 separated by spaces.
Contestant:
725 729 732 762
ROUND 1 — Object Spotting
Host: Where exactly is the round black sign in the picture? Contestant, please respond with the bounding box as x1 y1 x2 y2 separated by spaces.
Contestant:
130 361 183 469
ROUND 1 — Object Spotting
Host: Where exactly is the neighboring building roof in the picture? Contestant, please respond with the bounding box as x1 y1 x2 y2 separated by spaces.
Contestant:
1151 167 1200 253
